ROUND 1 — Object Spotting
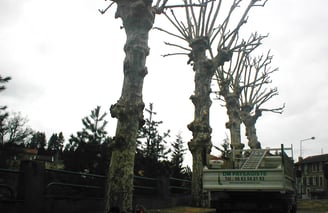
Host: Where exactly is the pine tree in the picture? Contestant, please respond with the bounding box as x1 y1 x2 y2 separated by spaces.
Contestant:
135 103 171 178
67 106 109 150
63 106 110 173
137 103 170 162
171 133 186 178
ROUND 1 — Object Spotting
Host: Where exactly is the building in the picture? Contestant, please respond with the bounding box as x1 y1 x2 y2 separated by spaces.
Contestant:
7 148 64 170
295 154 328 199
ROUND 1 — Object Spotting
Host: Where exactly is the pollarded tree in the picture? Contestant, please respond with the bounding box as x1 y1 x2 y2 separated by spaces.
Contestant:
214 34 266 154
156 0 268 206
99 0 173 211
240 51 284 149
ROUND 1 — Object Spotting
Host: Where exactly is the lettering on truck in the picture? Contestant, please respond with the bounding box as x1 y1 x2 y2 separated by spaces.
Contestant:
218 171 267 185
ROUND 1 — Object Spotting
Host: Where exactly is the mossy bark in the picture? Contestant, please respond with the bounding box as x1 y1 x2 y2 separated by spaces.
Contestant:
225 93 244 151
187 38 214 206
240 107 262 149
218 78 244 158
105 1 155 212
187 38 233 206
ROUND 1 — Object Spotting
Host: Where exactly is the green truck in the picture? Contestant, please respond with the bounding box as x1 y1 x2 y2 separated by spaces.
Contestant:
203 145 297 213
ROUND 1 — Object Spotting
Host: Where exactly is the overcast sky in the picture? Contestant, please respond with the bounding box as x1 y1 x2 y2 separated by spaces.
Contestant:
1 0 328 165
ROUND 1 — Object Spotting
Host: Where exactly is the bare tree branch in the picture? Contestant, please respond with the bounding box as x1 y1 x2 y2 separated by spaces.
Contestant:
98 1 115 15
163 42 191 51
162 52 189 57
258 103 285 114
154 26 187 41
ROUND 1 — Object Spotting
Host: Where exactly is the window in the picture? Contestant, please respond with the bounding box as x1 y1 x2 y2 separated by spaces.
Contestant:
309 177 313 186
319 176 323 186
314 176 319 186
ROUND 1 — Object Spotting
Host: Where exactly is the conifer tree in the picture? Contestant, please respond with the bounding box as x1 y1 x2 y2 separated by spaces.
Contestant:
0 75 11 144
64 106 110 173
48 132 64 152
135 103 171 178
171 133 187 178
28 131 46 152
67 106 109 150
137 103 170 161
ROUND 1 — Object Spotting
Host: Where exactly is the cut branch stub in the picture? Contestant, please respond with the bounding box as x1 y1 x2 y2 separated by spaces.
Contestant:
214 48 233 67
188 37 210 64
110 101 145 126
187 120 212 134
115 0 155 31
188 137 212 155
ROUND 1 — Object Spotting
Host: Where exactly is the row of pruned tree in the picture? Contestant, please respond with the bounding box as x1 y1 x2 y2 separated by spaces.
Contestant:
99 0 284 210
215 46 284 151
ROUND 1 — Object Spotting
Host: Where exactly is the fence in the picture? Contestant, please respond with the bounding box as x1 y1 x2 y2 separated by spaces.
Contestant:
0 160 191 212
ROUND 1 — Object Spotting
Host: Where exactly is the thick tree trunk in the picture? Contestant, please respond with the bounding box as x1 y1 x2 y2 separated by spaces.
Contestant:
105 1 154 212
187 38 214 206
245 123 261 149
241 108 261 149
187 39 233 206
225 94 244 157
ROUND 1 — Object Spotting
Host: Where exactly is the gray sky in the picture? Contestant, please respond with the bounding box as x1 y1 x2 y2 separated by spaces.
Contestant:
1 0 328 165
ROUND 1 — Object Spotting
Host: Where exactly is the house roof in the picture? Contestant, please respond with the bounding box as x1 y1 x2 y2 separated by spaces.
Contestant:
299 154 328 164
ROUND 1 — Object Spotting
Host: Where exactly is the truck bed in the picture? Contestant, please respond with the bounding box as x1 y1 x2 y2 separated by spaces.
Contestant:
203 146 297 212
203 167 295 192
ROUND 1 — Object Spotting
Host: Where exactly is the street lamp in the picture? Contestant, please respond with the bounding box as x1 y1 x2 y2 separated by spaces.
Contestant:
299 136 315 199
300 136 315 158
